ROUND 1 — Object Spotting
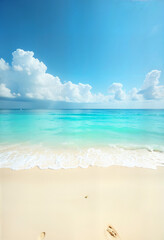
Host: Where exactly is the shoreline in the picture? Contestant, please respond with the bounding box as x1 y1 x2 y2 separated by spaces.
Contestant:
1 144 164 170
1 166 164 240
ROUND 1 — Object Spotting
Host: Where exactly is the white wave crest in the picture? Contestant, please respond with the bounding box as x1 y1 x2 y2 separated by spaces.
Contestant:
0 143 164 170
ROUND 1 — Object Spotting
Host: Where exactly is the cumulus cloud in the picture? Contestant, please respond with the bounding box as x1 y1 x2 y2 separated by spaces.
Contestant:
0 49 110 103
0 83 15 98
0 58 9 71
138 70 164 100
129 87 143 101
0 49 164 104
108 83 126 101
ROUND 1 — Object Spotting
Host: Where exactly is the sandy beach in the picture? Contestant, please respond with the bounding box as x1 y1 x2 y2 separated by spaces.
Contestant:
0 166 164 240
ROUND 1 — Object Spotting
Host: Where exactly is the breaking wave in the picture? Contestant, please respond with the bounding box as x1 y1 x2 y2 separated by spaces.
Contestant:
0 143 164 170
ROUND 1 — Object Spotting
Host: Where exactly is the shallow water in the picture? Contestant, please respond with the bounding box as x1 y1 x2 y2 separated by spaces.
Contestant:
0 109 164 169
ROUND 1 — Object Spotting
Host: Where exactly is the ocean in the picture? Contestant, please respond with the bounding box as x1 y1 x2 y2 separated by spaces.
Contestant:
0 109 164 169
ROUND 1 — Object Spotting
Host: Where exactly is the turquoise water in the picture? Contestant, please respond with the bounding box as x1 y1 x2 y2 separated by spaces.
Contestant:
0 109 164 169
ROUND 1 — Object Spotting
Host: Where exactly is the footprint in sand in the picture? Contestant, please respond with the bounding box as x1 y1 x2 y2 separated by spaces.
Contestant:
105 225 121 240
38 232 46 240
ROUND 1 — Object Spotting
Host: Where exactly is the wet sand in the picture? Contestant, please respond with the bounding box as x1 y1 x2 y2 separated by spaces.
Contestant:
0 166 164 240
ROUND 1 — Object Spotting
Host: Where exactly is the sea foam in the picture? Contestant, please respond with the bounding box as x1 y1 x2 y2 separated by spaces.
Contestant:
0 144 163 170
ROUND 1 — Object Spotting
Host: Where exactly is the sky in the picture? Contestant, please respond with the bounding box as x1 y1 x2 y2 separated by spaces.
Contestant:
0 0 164 109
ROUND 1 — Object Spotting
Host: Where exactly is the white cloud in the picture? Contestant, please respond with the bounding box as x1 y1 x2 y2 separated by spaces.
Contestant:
0 58 9 71
108 83 126 101
142 70 161 88
138 70 164 100
129 87 143 101
0 83 15 98
0 49 110 103
0 49 164 106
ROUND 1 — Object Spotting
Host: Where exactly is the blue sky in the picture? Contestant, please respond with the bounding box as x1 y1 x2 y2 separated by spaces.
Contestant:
0 0 164 108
